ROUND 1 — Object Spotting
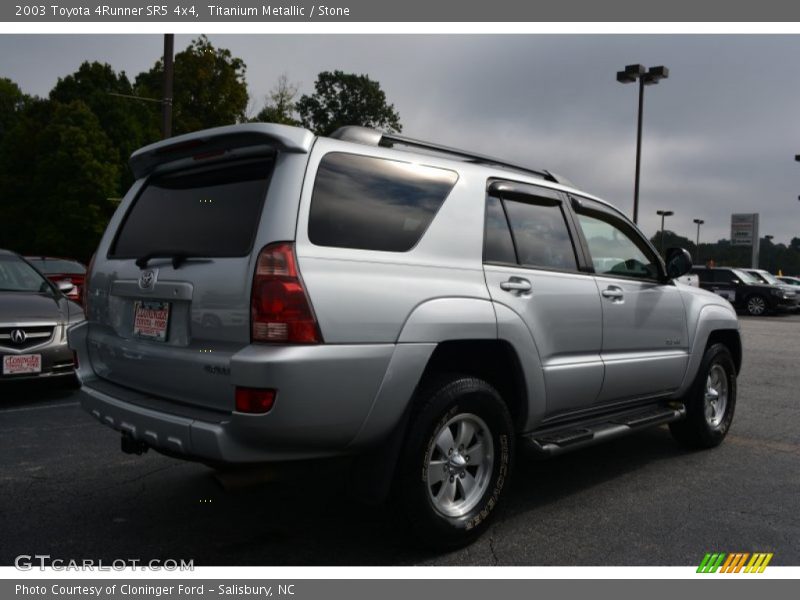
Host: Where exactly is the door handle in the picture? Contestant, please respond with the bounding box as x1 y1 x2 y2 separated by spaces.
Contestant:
601 286 624 301
500 277 532 293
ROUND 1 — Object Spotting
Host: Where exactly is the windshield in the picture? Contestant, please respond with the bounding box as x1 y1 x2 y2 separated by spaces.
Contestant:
732 269 759 284
0 255 53 293
755 271 780 285
26 258 86 274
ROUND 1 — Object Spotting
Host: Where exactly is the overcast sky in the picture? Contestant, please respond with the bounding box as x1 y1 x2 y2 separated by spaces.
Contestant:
2 34 800 245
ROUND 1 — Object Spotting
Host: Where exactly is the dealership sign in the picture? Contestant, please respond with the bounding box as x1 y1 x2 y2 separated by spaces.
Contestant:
730 213 759 246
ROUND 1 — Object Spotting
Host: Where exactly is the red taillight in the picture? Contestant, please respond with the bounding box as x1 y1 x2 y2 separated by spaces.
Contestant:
235 387 276 413
251 242 322 343
82 253 95 308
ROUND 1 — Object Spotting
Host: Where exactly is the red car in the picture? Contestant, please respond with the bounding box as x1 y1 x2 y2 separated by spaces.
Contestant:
25 256 86 305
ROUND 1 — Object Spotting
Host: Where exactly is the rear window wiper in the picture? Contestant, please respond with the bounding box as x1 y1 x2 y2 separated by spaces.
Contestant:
135 251 207 270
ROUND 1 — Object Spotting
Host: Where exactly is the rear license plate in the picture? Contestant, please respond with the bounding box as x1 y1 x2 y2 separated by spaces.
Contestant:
133 300 170 342
3 354 42 375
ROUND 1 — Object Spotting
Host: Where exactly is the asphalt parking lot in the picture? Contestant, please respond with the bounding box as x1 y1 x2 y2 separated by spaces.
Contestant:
1 314 798 566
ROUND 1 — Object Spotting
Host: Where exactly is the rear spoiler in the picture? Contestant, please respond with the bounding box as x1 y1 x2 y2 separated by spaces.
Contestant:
129 123 316 179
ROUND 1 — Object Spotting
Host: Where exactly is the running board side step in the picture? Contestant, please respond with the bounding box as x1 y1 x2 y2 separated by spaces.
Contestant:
523 405 686 457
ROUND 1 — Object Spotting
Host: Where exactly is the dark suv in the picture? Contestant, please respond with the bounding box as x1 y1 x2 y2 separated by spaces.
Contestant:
691 266 797 316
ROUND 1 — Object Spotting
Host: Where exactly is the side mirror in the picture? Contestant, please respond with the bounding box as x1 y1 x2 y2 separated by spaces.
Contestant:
57 281 75 294
731 279 741 286
665 247 692 280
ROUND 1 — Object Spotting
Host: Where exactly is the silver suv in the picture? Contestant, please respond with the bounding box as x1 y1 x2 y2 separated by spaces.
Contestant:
69 123 742 548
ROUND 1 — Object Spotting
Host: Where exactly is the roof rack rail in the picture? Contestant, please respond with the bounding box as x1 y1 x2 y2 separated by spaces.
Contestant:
329 126 569 185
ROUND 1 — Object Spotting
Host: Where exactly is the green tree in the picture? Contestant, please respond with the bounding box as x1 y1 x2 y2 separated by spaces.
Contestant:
135 35 248 136
650 230 695 258
0 99 118 260
254 74 301 126
296 70 401 136
50 61 160 192
0 77 30 142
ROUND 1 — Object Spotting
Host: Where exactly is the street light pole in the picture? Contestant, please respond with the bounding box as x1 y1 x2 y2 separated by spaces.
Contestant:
693 218 705 264
162 33 174 140
656 209 674 256
617 64 669 225
633 76 645 226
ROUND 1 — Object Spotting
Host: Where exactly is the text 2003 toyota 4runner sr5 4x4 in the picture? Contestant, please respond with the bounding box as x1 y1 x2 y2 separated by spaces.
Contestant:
69 124 741 548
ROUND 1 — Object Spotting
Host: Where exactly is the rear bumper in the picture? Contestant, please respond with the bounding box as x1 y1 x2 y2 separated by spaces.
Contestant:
77 381 308 463
69 321 396 463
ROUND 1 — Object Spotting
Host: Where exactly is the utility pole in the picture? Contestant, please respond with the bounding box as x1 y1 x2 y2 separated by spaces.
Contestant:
162 33 174 139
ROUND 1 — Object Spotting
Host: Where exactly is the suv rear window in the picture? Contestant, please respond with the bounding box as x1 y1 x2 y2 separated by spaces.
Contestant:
111 159 273 258
308 153 458 252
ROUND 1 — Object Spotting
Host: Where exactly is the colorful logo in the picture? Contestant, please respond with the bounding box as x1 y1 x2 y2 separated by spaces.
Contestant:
697 552 773 573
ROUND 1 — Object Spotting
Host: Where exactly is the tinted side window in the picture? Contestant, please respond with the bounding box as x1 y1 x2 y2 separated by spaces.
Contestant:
308 153 458 252
714 270 736 284
111 159 273 258
483 196 516 264
576 212 660 280
693 268 713 283
503 200 578 270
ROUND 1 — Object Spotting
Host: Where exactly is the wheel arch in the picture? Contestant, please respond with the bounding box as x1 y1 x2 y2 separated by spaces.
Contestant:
415 339 529 430
677 303 742 396
706 329 742 375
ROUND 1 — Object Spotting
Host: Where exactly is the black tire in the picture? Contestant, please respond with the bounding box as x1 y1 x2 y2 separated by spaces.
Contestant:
670 343 737 449
398 375 514 549
745 294 768 316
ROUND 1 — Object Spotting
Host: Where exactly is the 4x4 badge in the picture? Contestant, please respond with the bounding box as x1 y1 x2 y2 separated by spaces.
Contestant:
138 269 158 291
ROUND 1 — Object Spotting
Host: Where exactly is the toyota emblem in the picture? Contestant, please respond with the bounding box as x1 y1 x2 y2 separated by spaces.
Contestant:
138 269 157 290
10 329 26 344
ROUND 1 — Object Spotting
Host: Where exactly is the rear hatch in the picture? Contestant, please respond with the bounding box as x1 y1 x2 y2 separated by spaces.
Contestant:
85 124 314 412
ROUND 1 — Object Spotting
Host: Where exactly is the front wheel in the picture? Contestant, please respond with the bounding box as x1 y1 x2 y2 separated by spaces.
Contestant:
398 375 514 549
745 294 768 316
670 343 737 448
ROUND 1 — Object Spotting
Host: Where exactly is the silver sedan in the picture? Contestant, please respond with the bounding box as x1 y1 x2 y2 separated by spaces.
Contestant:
0 249 84 383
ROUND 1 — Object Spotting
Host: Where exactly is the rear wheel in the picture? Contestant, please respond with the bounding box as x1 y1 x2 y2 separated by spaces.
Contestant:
745 294 767 316
670 343 737 448
398 375 514 549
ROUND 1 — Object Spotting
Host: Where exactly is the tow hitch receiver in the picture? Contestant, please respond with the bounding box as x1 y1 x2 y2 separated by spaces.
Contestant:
121 434 149 456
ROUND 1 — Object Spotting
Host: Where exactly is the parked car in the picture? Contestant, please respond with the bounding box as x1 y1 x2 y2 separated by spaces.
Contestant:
745 269 799 310
778 275 800 287
25 256 87 306
691 266 797 316
70 123 742 548
0 250 84 383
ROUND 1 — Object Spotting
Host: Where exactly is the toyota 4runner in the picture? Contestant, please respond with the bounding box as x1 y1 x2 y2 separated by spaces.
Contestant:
69 123 742 548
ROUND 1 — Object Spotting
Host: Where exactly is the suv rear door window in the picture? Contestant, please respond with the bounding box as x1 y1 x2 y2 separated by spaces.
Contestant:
308 153 458 252
502 199 578 271
483 196 517 264
111 159 274 258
